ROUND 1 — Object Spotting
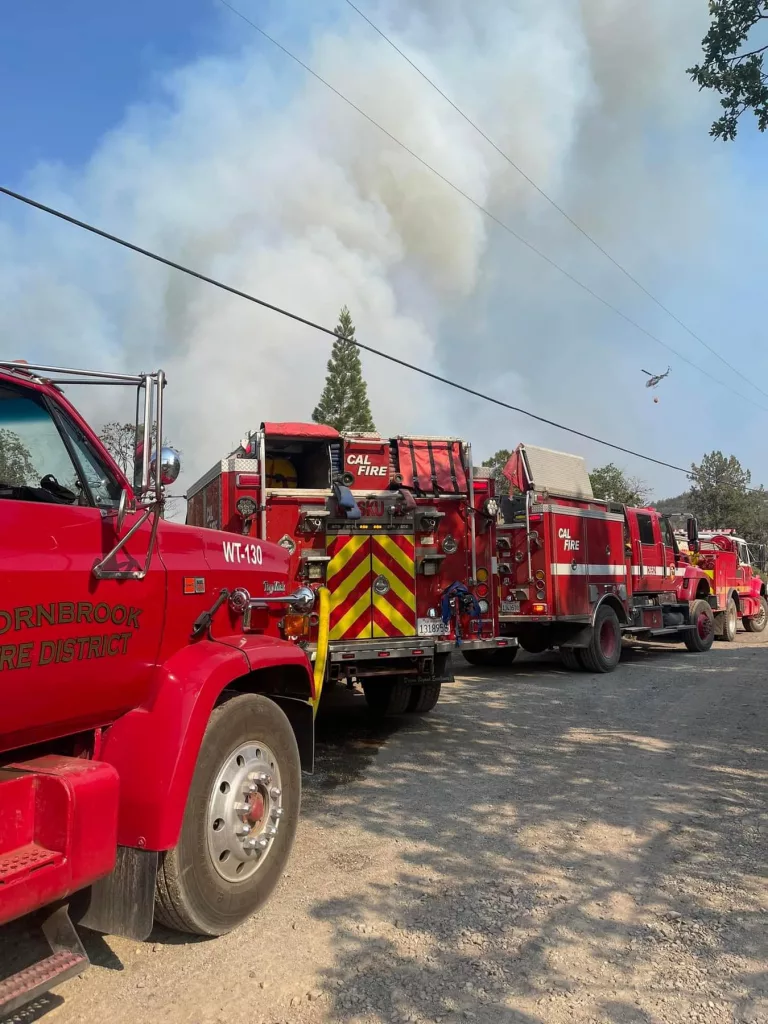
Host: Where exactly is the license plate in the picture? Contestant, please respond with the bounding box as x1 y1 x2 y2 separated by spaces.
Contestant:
417 618 449 636
500 601 520 614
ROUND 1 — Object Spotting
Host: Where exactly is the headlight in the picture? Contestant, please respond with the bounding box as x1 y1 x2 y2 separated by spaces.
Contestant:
236 496 258 517
483 498 499 517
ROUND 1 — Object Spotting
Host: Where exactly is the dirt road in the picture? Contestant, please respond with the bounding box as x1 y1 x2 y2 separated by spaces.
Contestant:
3 633 767 1024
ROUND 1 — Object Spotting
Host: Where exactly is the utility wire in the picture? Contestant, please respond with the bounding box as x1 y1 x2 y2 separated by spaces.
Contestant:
341 0 768 405
218 0 768 414
0 184 702 477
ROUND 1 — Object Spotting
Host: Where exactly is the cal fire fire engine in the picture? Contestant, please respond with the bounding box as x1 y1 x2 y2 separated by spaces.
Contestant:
0 363 326 1015
469 443 716 672
675 527 768 639
186 423 513 714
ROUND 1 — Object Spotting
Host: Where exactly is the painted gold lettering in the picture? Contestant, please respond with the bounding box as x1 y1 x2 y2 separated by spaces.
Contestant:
14 607 34 630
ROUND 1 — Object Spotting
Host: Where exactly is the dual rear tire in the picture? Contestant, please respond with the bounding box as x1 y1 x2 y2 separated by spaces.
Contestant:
560 605 622 674
362 680 441 716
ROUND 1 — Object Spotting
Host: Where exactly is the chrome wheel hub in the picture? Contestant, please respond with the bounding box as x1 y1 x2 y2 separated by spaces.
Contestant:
207 741 283 883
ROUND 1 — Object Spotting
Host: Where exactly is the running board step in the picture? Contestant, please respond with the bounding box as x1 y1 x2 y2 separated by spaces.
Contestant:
0 949 88 1016
0 904 89 1017
0 842 61 885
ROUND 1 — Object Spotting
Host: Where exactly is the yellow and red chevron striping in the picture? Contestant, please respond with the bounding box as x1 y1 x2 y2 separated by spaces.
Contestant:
327 534 373 641
371 534 416 638
326 532 417 642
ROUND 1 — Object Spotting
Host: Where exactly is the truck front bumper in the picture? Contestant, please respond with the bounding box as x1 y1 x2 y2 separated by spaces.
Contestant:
306 636 517 662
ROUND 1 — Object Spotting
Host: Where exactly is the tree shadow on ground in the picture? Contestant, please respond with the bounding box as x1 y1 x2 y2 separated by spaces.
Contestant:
302 640 768 1023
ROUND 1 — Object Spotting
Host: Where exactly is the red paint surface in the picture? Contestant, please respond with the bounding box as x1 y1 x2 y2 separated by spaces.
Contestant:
0 370 313 925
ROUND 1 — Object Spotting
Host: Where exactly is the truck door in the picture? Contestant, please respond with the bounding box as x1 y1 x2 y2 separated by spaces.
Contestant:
0 381 165 748
627 509 661 594
658 516 679 593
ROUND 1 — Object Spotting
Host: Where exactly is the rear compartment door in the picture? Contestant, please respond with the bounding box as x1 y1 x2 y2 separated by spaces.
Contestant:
326 530 417 642
551 509 588 616
371 533 416 638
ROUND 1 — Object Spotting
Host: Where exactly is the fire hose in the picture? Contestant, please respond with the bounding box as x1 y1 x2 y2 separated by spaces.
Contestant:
312 586 330 714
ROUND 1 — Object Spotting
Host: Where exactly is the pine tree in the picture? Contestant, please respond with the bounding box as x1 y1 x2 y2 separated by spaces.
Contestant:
312 306 376 433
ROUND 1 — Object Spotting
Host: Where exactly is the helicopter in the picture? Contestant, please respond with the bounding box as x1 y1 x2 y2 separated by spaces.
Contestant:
642 366 671 389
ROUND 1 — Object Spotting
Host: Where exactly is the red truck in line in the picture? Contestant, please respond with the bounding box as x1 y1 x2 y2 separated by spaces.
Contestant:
675 528 768 639
186 424 513 716
467 443 716 672
0 362 327 1015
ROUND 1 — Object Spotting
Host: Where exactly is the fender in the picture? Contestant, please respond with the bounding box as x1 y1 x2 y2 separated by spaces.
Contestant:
590 593 628 628
99 636 314 851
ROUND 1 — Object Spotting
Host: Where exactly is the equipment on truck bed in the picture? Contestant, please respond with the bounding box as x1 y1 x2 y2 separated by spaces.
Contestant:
0 361 324 1016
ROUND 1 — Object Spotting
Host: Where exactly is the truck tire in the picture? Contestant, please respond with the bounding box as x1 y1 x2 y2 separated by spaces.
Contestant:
743 596 768 633
683 599 715 652
155 693 300 937
559 647 585 671
580 606 622 673
362 679 412 716
407 682 441 713
461 648 518 668
721 597 738 642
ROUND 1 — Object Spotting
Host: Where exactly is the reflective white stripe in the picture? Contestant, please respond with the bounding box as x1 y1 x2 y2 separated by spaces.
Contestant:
550 563 626 576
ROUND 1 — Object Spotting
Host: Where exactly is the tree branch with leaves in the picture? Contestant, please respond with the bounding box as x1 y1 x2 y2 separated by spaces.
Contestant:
688 0 768 139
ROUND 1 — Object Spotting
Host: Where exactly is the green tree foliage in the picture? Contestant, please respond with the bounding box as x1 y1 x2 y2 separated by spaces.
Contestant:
0 428 36 486
688 0 768 140
589 463 650 506
688 450 768 541
481 449 512 494
312 307 376 433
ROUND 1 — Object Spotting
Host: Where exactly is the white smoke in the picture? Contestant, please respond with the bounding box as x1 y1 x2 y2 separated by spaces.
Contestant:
0 0 761 500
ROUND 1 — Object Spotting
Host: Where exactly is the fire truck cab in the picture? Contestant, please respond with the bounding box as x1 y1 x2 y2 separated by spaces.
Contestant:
478 443 715 672
187 423 513 715
678 528 768 639
0 363 320 1015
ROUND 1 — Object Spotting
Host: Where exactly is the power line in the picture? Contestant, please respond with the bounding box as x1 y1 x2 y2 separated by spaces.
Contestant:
217 0 768 414
0 184 701 477
341 0 768 406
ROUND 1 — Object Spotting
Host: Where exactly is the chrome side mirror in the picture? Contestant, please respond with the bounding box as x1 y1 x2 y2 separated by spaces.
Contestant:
152 446 181 486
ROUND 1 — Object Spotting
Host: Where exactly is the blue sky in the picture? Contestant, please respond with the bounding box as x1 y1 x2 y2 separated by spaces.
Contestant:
1 0 766 497
1 2 219 180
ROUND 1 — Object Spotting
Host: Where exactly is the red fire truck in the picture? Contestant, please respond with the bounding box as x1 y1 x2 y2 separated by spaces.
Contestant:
0 363 326 1015
186 424 513 714
470 443 716 672
676 528 768 639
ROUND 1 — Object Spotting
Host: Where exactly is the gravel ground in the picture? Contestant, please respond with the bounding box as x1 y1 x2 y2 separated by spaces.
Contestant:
2 632 766 1024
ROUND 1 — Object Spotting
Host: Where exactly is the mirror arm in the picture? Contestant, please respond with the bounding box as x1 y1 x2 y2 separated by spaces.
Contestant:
92 501 162 580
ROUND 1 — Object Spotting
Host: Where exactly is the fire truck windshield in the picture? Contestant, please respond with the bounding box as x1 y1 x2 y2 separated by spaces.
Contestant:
0 382 121 509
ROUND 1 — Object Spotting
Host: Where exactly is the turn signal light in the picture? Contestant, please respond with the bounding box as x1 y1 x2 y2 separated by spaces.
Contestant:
476 568 489 583
282 613 310 639
532 603 548 614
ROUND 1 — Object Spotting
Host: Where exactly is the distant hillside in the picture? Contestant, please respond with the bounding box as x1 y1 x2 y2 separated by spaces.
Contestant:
652 492 692 513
